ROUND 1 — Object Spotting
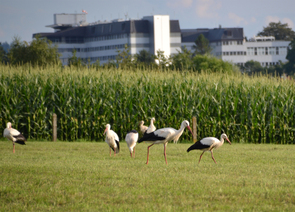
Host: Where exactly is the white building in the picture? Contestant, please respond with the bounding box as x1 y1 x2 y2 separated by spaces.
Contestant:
35 13 181 65
181 28 290 67
34 13 290 67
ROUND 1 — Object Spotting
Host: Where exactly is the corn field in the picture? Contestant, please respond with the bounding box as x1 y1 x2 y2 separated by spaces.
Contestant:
1 64 295 143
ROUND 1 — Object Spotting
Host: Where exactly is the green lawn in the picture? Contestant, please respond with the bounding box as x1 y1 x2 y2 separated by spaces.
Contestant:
0 141 294 211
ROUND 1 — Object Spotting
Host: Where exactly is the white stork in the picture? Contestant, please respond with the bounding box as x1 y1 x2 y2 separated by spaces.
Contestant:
138 120 193 164
146 117 156 134
187 133 231 164
139 121 148 136
3 122 26 153
103 124 120 156
125 130 139 158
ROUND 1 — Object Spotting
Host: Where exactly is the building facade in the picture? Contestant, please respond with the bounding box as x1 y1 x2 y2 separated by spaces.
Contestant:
181 28 289 67
34 13 181 65
34 13 289 67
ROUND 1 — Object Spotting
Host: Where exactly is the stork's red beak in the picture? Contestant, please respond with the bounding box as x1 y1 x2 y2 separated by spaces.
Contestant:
103 128 107 135
226 138 232 145
187 126 193 136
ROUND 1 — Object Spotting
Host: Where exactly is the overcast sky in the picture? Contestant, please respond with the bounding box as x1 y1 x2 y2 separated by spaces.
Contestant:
1 0 294 44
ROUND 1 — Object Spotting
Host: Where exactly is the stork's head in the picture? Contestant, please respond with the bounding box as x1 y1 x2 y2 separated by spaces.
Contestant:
7 122 12 128
151 117 155 123
139 120 144 126
104 124 111 135
221 133 231 145
182 120 193 136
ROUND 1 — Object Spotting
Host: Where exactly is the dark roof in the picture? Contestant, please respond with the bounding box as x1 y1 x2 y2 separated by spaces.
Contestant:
33 26 87 39
181 28 244 42
34 19 181 40
170 20 181 33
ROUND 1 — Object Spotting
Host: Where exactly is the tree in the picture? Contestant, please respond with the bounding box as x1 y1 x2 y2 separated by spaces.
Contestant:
116 44 134 69
171 46 193 70
0 42 8 64
68 49 84 67
155 50 171 70
192 55 234 74
243 60 265 74
284 38 295 75
1 42 10 53
135 49 155 66
257 22 295 41
193 34 212 55
8 36 61 67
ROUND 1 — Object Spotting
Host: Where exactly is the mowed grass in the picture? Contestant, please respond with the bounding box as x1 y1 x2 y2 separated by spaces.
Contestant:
0 141 295 211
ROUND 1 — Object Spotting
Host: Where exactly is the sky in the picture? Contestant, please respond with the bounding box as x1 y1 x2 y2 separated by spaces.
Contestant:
1 0 294 44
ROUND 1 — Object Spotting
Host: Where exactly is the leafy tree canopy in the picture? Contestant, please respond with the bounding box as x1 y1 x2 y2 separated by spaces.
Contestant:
135 49 155 65
171 46 193 70
193 34 212 55
8 36 61 67
116 44 133 69
284 38 295 75
257 22 295 41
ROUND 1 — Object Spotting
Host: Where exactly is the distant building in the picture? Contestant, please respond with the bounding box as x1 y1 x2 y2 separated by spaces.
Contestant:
34 13 290 67
34 13 181 65
182 28 289 67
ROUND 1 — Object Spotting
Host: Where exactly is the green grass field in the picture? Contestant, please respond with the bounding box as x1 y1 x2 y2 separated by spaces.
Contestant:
1 141 294 211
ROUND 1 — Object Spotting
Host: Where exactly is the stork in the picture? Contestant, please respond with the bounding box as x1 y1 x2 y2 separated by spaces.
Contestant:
138 120 193 164
3 122 26 153
145 117 156 134
187 133 231 164
125 130 139 158
139 121 148 136
103 124 120 156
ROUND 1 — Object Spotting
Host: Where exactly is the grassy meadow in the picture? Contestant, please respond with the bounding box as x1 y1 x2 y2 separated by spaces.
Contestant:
1 141 295 211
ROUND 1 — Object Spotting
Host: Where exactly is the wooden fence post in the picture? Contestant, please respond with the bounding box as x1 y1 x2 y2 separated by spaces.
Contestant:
192 116 197 143
52 113 57 142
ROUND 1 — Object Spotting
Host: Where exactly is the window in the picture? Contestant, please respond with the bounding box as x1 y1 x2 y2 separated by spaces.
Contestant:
257 47 265 55
265 47 268 55
269 47 275 55
247 47 254 55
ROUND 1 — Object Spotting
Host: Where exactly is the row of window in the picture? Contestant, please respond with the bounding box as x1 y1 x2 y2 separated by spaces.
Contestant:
219 46 287 57
221 40 243 45
221 51 246 56
236 61 280 66
58 44 126 53
84 34 128 42
86 55 117 62
247 47 287 56
211 40 244 46
50 34 128 44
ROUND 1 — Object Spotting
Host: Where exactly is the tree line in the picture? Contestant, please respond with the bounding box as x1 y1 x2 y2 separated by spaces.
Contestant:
1 22 295 76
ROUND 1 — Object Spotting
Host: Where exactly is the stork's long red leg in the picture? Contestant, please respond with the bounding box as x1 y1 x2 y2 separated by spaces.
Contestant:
146 143 154 164
164 143 168 164
109 147 111 156
13 143 15 153
199 151 205 163
211 151 217 164
133 147 135 158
